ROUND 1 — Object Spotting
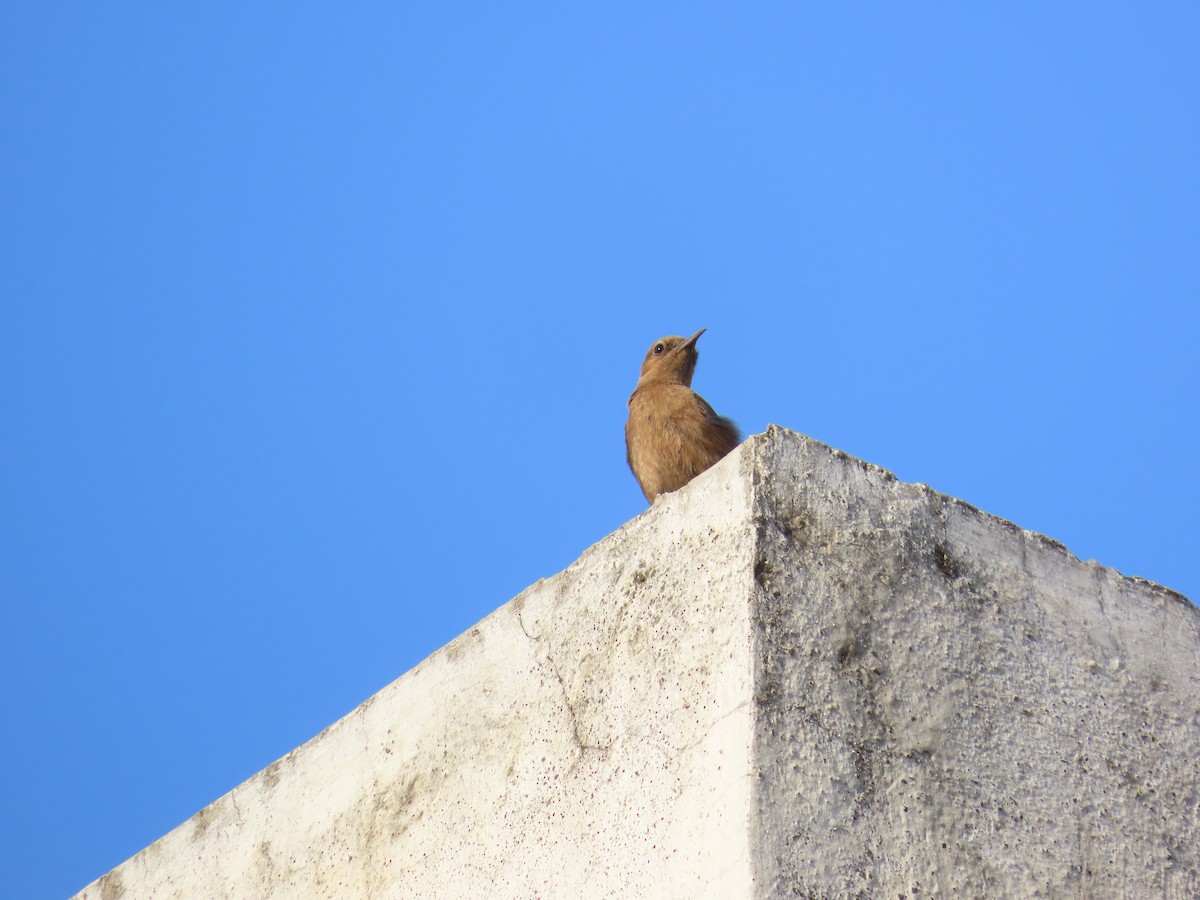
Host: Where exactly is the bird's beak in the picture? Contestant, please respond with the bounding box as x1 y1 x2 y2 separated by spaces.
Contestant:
679 328 706 351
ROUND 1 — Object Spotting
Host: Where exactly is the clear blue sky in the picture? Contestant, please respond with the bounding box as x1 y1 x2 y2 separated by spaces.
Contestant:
3 5 1197 897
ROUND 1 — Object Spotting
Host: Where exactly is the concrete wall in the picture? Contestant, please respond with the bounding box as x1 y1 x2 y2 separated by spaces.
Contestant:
77 439 759 899
76 426 1199 899
749 428 1200 898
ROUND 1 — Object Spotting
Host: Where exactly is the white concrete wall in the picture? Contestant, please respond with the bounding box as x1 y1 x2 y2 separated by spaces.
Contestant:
75 427 1200 899
76 441 757 900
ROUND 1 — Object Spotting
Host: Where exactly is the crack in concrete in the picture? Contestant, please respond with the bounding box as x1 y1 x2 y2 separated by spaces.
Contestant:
668 699 751 760
513 605 612 770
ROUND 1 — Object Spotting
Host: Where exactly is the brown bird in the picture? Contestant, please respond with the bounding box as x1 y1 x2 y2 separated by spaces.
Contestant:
625 328 741 504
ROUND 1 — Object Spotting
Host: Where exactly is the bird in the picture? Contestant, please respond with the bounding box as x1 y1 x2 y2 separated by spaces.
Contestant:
625 328 741 504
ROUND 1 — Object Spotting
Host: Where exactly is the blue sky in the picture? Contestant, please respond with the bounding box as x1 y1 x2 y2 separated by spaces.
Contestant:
3 5 1197 897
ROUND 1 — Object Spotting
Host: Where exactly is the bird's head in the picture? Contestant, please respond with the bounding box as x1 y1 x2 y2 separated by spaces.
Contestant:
636 328 706 387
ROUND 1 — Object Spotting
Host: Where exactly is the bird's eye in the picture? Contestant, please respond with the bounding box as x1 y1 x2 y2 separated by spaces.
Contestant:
654 343 665 354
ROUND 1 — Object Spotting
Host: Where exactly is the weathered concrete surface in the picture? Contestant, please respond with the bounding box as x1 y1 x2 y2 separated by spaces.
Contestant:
750 428 1200 897
76 426 1199 899
75 441 758 900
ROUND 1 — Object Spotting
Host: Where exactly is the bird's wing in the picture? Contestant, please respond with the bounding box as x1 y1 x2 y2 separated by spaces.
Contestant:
696 393 739 444
694 393 722 421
